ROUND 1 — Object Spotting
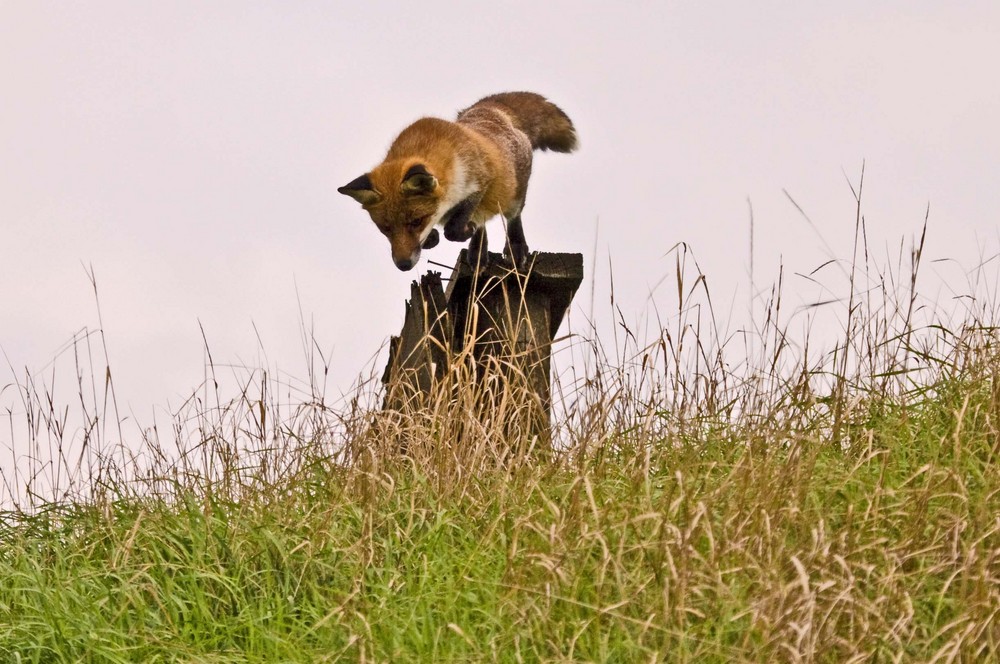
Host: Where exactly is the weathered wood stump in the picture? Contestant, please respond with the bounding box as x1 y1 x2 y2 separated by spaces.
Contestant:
382 250 583 446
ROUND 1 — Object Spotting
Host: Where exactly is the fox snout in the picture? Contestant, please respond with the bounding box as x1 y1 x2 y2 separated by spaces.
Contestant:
393 247 420 271
392 227 440 270
388 226 432 271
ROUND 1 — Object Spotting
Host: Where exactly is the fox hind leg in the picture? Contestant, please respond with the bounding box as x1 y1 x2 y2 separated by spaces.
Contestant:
504 215 530 268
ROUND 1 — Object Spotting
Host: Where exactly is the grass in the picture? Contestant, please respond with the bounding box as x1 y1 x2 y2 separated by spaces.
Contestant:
3 384 999 662
2 193 1000 661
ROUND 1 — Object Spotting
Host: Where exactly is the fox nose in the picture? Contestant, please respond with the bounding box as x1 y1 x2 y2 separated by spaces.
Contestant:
395 257 415 271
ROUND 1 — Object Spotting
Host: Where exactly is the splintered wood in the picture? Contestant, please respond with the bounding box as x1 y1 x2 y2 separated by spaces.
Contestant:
382 250 583 448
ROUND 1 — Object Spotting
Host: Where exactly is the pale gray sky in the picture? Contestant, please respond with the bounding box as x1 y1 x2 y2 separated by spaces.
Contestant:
3 2 999 431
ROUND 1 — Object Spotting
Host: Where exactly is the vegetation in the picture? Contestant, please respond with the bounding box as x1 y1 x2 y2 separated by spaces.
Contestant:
2 203 999 661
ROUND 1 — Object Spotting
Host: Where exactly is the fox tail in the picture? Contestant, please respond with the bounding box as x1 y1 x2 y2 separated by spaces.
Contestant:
466 92 578 153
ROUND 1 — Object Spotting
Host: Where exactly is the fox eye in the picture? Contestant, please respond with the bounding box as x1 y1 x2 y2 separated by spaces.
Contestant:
407 218 424 230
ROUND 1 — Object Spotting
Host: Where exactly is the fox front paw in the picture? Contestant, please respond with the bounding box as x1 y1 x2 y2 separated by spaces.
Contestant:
444 220 474 242
422 228 440 249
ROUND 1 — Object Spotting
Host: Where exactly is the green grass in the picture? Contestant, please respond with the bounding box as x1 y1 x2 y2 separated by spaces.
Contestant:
3 210 1000 661
2 367 999 661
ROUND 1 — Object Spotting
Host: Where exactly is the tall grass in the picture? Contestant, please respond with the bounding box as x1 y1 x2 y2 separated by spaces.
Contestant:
2 198 999 661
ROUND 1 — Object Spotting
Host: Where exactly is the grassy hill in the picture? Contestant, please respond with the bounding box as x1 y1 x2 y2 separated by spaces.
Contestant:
3 239 999 662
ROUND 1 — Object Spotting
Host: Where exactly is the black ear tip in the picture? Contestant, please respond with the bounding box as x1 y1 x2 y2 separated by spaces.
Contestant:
404 164 432 179
341 173 374 193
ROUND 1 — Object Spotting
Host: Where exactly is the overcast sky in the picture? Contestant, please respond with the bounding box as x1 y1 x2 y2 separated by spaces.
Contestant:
3 2 999 453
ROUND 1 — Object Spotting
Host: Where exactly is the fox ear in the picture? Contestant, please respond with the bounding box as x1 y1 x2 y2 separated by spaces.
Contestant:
401 164 438 196
338 174 381 207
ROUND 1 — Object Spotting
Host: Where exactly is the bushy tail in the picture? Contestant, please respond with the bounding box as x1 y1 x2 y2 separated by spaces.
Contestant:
465 92 578 152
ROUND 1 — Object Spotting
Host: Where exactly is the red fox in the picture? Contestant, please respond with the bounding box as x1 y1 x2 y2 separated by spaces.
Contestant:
338 92 577 271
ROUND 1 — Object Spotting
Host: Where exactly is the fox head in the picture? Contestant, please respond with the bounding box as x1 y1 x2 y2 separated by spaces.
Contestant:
338 162 442 271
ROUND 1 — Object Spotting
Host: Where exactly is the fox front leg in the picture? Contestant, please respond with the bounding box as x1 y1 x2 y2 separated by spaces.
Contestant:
466 224 488 269
442 193 484 242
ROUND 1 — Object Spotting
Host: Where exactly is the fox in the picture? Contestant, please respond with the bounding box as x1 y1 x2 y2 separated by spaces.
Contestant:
338 92 577 271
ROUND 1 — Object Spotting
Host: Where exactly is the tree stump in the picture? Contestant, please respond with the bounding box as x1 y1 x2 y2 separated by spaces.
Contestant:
382 250 583 447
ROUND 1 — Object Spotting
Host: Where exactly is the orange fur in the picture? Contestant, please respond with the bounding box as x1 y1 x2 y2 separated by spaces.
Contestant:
339 92 576 271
